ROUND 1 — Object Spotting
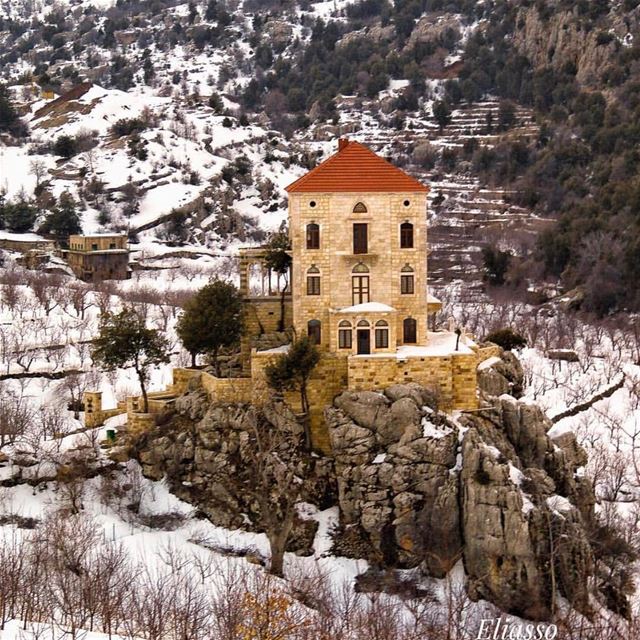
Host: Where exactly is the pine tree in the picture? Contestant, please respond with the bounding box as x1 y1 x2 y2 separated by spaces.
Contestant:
176 280 244 373
433 100 452 131
92 309 170 413
39 192 81 242
2 199 38 233
0 84 28 137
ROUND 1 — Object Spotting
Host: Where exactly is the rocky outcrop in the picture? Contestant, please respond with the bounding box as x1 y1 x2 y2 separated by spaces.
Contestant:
326 370 598 620
129 392 336 556
511 7 620 86
477 347 524 398
128 351 614 621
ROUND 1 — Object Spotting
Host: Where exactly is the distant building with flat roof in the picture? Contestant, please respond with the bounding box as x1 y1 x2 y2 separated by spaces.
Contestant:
64 234 130 282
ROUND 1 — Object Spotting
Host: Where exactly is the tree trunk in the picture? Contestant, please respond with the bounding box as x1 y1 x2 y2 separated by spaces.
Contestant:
278 284 287 332
300 382 312 450
267 515 294 578
138 370 149 413
213 346 221 377
191 351 196 368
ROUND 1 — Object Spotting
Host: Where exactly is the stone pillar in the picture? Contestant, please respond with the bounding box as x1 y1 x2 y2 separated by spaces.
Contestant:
83 391 103 428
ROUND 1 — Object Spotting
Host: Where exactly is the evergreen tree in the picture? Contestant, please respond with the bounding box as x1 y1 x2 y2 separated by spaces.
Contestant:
92 308 170 413
263 230 292 332
39 192 81 242
2 199 38 233
176 280 244 373
0 84 28 137
432 100 452 131
264 336 320 450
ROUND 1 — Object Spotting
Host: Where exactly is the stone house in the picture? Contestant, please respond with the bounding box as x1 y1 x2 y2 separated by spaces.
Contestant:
63 234 130 282
239 139 483 450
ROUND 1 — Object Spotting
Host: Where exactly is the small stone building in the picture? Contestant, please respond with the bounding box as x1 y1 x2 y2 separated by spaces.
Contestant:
64 234 130 282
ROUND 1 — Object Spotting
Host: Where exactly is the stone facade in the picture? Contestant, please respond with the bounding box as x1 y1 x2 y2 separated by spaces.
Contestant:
64 234 130 282
288 190 435 350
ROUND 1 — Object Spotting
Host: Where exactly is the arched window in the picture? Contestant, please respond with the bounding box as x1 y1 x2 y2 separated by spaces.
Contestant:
357 319 370 327
403 318 417 344
306 265 320 295
401 264 415 295
400 222 414 248
352 263 370 304
308 319 321 345
353 202 367 213
306 223 319 250
375 320 389 349
338 320 352 349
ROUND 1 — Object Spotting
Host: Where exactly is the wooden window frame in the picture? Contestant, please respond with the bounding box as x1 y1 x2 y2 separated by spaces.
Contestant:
401 274 415 295
306 223 320 250
375 327 389 349
338 328 352 349
352 275 370 305
306 275 320 295
400 222 414 249
353 223 368 255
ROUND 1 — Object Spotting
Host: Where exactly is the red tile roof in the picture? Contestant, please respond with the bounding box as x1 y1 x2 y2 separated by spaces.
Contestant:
285 139 429 193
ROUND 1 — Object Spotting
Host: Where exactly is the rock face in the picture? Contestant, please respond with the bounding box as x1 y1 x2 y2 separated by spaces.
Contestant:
130 392 335 556
477 347 524 398
129 352 614 622
326 376 597 621
513 6 628 84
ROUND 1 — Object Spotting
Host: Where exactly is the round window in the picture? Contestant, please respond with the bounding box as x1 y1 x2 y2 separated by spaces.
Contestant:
403 199 411 207
310 200 317 208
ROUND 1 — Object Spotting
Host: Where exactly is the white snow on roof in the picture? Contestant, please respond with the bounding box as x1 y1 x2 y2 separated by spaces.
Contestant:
339 302 395 313
478 355 502 371
398 331 476 356
78 233 126 238
256 344 290 355
0 230 47 242
427 293 442 304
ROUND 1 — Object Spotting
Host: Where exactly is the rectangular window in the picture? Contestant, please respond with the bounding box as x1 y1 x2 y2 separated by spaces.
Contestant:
401 274 415 294
353 223 368 254
306 224 320 249
109 243 116 249
375 328 389 349
352 275 370 305
400 223 414 248
338 329 352 349
91 244 98 251
306 275 320 295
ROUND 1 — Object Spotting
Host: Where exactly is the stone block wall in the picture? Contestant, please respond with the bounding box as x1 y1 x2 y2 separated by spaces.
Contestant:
200 372 253 404
289 190 430 348
172 368 202 395
452 354 480 410
347 352 479 411
241 297 293 373
476 344 503 362
251 350 348 453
